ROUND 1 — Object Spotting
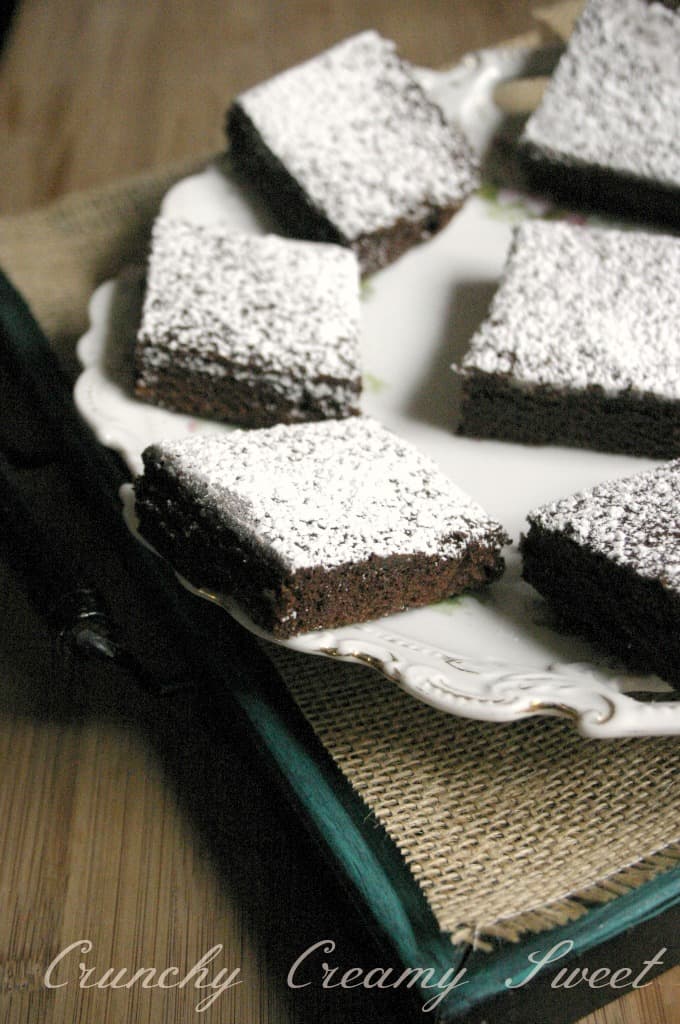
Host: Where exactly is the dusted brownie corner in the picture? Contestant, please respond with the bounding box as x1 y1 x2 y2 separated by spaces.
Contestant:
134 418 509 638
456 219 680 458
226 30 479 276
135 217 362 427
521 461 680 687
518 0 680 226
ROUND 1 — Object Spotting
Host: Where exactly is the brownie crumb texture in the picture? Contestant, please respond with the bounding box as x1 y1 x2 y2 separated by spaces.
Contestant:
134 418 509 637
521 461 680 686
227 30 479 275
456 219 680 457
135 217 362 427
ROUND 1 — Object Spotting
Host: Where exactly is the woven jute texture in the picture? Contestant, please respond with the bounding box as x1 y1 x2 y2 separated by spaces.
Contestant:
2 2 679 945
267 646 680 946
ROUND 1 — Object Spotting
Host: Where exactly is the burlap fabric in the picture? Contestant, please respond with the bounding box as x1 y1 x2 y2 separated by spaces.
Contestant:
2 0 679 949
269 649 680 946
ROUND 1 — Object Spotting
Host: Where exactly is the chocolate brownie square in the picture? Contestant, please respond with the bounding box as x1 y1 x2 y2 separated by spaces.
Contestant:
518 0 680 225
134 217 361 427
456 219 680 457
226 30 479 275
521 461 680 686
134 418 509 637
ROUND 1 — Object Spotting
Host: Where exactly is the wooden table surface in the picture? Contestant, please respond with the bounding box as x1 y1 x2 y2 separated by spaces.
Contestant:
0 2 678 1022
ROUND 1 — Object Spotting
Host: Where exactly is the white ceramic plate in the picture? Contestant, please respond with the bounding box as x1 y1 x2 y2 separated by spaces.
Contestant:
75 47 680 737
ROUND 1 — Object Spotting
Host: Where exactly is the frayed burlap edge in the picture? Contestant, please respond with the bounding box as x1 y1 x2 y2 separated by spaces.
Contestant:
452 845 680 950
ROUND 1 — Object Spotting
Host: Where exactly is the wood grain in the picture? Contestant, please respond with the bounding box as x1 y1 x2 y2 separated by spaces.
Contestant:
0 2 678 1022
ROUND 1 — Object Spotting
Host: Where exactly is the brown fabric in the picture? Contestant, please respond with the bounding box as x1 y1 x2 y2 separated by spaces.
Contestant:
2 8 679 947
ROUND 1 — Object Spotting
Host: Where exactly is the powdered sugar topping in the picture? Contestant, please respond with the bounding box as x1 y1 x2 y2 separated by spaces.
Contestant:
527 461 680 593
233 30 478 242
460 219 680 398
137 217 361 408
521 0 680 187
142 418 507 572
